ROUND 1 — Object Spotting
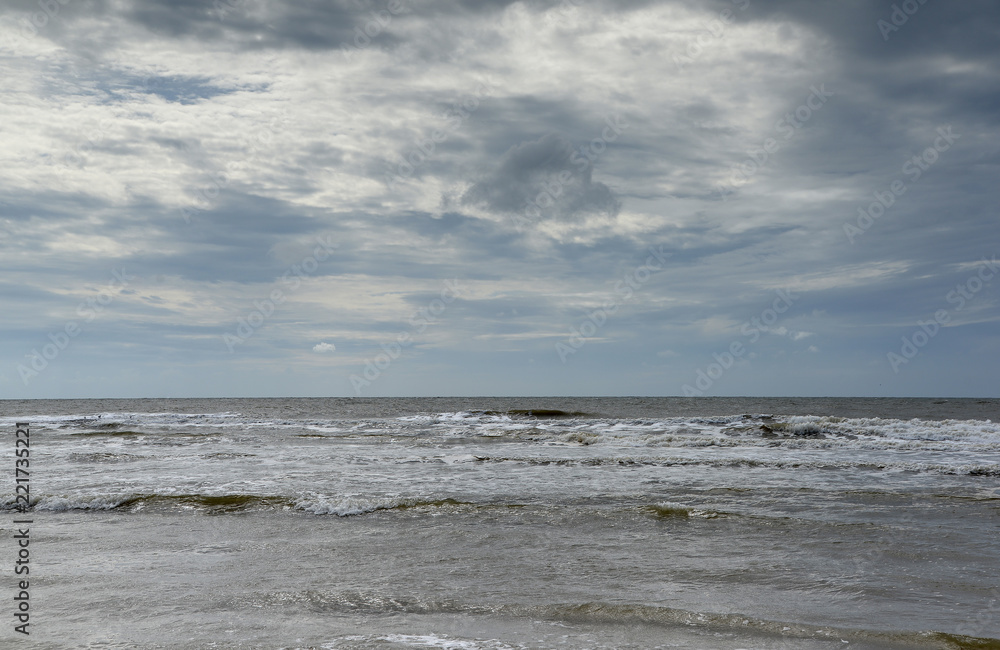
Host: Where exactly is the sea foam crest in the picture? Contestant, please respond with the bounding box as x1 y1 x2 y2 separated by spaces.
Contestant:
294 495 417 517
31 494 133 512
324 634 519 649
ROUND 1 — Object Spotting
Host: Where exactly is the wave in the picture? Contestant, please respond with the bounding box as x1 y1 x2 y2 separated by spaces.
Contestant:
69 430 148 437
14 493 292 514
491 408 593 418
1 493 726 520
642 502 728 519
9 410 1000 452
294 496 473 517
528 602 1000 650
226 591 1000 649
325 634 523 649
466 453 1000 476
386 412 1000 451
0 493 479 516
67 452 145 463
0 411 246 432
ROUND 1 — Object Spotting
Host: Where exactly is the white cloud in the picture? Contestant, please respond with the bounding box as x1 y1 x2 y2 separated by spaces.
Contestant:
312 342 336 353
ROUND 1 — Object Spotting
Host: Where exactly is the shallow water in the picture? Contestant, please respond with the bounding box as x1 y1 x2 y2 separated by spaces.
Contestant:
2 397 998 648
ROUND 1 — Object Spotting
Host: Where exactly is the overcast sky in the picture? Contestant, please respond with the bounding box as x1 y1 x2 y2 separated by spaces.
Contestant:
2 0 997 398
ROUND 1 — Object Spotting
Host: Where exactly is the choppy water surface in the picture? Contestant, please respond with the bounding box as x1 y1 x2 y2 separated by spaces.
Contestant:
2 397 998 649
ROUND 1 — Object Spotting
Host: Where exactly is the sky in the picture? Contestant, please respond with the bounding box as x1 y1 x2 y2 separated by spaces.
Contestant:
1 0 998 399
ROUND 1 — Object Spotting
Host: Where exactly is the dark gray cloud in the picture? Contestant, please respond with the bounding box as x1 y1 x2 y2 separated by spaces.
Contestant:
461 133 620 222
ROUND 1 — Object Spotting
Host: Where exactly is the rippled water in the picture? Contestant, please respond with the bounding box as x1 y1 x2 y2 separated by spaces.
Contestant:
1 397 998 648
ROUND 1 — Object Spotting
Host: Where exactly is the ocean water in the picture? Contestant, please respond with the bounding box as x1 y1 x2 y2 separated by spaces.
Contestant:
1 397 999 649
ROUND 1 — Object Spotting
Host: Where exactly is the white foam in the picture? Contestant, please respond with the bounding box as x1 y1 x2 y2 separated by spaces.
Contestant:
382 634 517 649
294 495 417 517
29 494 133 512
323 634 519 650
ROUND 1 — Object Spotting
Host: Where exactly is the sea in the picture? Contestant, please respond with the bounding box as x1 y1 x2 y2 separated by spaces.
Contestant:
1 397 998 649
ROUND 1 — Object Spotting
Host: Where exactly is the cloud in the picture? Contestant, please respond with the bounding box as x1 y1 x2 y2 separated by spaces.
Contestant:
312 342 336 353
461 133 621 223
1 0 998 397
